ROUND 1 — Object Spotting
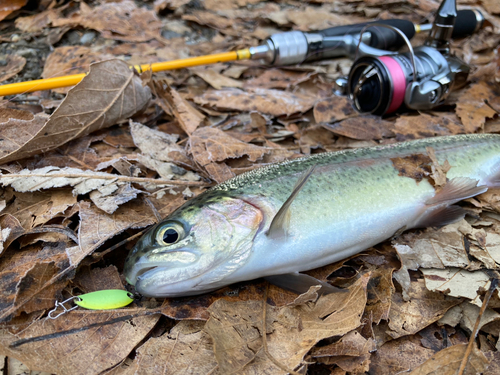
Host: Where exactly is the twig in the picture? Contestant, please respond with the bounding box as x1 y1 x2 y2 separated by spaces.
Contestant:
0 173 209 186
10 310 162 348
261 284 301 375
90 230 145 261
457 278 499 375
24 224 79 244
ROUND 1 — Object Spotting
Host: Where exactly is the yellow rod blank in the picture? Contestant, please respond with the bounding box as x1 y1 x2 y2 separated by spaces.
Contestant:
0 49 251 97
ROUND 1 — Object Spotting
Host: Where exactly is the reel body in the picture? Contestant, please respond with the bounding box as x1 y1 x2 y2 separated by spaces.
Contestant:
347 46 470 115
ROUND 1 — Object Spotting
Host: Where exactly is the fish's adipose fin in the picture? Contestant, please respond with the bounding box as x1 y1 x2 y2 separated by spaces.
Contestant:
267 165 316 239
265 273 347 295
425 177 487 205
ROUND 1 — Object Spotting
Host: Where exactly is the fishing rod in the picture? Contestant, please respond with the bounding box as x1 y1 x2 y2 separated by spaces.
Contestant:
0 9 483 97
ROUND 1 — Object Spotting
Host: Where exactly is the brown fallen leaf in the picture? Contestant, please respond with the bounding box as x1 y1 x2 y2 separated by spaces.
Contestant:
204 273 369 373
244 69 313 90
1 189 76 230
388 279 461 339
189 126 272 182
409 343 489 375
194 88 316 117
394 113 465 141
129 120 195 171
14 7 61 32
314 96 358 124
311 330 376 359
0 0 27 22
421 268 490 303
0 55 26 83
0 311 160 374
455 82 498 133
42 46 115 92
323 116 395 140
392 221 472 299
0 60 151 164
194 68 243 90
159 85 205 135
132 320 218 374
70 1 163 43
73 265 125 294
0 242 69 321
369 334 436 374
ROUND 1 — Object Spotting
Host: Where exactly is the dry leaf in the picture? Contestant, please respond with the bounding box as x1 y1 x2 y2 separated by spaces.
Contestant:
0 0 27 22
194 69 243 89
323 116 395 140
0 312 160 374
244 69 313 89
394 113 465 140
0 242 69 321
14 7 61 32
42 46 115 92
204 273 369 373
369 334 436 374
314 96 358 124
421 268 490 304
194 88 316 117
455 82 498 132
388 279 461 339
190 126 275 182
76 1 162 42
160 86 205 135
392 221 471 299
409 343 489 375
0 60 151 164
133 320 218 374
0 55 26 83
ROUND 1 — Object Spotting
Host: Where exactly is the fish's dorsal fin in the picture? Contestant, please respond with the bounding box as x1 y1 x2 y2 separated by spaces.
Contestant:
267 165 316 240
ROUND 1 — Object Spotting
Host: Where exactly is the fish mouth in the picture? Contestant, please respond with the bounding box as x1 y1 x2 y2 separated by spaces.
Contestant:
125 249 200 286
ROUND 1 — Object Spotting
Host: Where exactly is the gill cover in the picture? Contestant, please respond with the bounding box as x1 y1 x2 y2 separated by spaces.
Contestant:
124 196 263 297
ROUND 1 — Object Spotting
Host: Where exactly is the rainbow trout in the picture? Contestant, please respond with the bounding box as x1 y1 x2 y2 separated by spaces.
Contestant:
124 134 500 297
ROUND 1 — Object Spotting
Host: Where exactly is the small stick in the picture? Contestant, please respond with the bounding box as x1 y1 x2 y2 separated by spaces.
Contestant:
457 278 499 375
0 173 208 186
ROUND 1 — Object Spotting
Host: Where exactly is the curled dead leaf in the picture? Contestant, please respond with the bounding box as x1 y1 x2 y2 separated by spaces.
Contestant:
0 60 151 164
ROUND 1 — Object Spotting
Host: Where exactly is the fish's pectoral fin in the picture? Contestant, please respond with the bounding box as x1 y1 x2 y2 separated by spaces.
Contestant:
425 177 487 205
267 165 316 240
264 273 347 295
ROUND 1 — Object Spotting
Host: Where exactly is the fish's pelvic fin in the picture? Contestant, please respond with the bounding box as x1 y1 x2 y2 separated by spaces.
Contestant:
414 205 466 228
264 273 347 295
415 177 487 228
425 177 487 205
267 165 316 240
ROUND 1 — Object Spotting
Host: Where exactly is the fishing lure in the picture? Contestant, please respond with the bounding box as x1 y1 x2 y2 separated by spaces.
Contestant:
48 290 134 319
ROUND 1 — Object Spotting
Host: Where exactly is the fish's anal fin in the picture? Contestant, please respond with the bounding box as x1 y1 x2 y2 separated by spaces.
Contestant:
414 205 466 228
425 177 487 206
264 273 347 295
266 165 316 240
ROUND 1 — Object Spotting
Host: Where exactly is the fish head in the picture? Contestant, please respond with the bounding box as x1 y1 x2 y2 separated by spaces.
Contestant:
124 193 264 297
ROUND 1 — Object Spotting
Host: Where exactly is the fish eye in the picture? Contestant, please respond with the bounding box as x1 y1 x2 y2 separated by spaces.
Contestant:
156 223 185 245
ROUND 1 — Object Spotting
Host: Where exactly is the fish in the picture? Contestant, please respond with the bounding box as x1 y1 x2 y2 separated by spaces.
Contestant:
124 133 500 297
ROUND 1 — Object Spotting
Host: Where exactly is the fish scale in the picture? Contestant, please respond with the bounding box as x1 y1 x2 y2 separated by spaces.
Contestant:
124 134 500 297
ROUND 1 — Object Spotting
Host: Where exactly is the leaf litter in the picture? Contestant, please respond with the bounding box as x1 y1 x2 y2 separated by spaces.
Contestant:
0 0 500 373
